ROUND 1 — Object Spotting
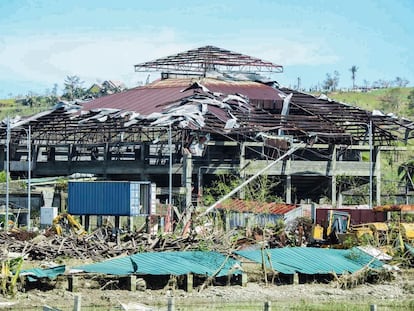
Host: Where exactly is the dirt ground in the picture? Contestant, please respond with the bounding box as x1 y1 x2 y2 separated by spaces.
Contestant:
1 268 413 310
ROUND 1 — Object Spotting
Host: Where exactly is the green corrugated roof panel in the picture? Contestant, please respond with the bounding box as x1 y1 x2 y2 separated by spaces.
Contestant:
75 251 241 277
236 247 383 275
20 265 66 282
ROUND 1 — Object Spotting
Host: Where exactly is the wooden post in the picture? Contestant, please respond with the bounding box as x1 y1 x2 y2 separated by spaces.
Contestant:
264 301 272 311
73 295 81 311
370 304 377 311
68 275 78 292
185 273 193 292
167 297 175 311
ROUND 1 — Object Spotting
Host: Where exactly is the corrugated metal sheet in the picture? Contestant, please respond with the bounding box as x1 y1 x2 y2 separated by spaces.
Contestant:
82 78 284 115
21 265 66 282
316 208 387 226
68 181 151 216
217 199 296 215
74 251 241 277
236 247 383 275
227 212 283 228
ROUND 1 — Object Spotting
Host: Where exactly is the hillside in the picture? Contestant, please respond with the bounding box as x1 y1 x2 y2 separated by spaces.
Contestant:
322 87 414 118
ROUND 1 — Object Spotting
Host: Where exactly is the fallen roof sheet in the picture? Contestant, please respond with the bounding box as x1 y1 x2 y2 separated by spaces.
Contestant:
73 251 241 277
236 247 383 275
20 265 66 282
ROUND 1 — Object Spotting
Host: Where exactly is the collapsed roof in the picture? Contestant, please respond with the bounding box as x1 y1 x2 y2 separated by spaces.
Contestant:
1 46 413 146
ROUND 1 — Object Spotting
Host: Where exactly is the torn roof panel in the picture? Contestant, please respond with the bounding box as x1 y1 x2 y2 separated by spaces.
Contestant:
82 78 285 116
74 251 241 277
236 247 383 275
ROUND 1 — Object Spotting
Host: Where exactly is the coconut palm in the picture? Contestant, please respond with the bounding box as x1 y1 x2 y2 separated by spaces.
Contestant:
349 65 358 90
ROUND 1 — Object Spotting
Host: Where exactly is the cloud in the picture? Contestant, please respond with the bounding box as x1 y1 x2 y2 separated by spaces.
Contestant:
0 28 192 90
240 39 339 67
0 28 339 96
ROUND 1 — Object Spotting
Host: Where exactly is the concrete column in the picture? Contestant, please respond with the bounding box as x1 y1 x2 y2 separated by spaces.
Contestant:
239 142 246 199
293 273 299 285
375 148 381 206
286 175 292 204
240 273 248 287
183 153 193 208
185 273 193 292
331 175 337 207
285 159 292 204
126 275 136 292
331 145 337 207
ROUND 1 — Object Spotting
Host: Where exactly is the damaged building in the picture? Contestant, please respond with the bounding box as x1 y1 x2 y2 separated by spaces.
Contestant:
1 45 413 221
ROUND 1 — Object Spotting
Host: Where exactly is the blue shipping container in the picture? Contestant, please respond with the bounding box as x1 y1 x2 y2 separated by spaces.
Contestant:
68 181 151 216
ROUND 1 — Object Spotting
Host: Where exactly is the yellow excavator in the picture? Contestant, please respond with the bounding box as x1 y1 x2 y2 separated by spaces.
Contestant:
311 207 414 252
311 210 351 246
52 213 86 236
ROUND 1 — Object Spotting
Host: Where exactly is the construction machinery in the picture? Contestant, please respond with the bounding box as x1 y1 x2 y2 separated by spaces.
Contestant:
311 210 351 246
311 208 414 253
52 213 86 236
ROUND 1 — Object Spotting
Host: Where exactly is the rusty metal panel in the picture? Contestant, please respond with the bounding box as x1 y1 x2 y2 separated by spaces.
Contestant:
315 208 387 227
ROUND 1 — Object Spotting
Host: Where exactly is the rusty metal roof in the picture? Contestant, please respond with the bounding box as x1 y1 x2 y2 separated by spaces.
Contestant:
217 199 297 215
134 45 283 74
82 78 285 115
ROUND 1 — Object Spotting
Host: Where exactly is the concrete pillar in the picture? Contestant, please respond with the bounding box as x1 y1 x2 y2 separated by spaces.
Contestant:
185 273 193 292
126 275 136 292
240 273 248 287
375 148 381 206
239 142 246 199
183 153 193 208
331 175 337 207
285 159 292 204
293 273 299 285
286 175 292 204
331 145 337 207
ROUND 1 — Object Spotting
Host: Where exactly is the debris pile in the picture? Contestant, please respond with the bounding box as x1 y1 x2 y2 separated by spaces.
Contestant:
0 226 239 261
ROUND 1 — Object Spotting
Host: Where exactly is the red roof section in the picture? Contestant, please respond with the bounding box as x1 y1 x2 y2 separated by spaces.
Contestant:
81 78 285 115
216 199 297 215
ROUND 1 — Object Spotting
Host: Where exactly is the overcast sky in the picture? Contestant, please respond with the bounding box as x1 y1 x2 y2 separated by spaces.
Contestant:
0 0 413 97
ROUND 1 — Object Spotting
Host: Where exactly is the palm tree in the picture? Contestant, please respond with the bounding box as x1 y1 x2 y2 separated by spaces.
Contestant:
398 159 414 204
349 65 358 90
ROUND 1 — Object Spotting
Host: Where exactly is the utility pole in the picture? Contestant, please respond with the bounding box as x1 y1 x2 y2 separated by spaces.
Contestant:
297 77 301 90
5 117 10 231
